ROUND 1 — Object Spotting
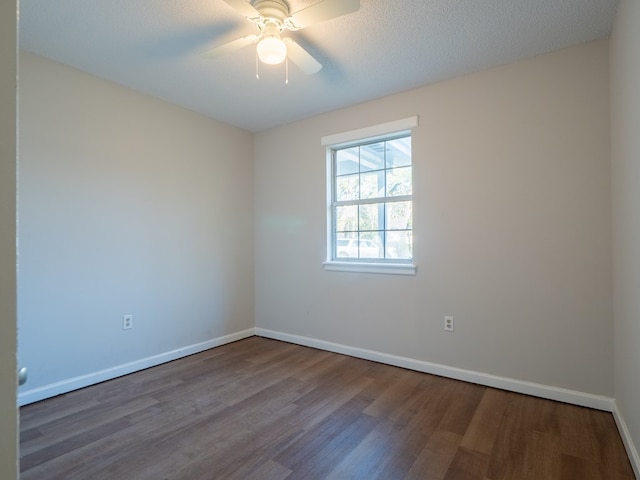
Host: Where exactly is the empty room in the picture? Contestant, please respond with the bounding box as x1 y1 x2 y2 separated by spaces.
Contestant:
2 0 640 478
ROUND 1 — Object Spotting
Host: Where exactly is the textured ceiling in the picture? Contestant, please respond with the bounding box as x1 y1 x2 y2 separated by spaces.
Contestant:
19 0 618 132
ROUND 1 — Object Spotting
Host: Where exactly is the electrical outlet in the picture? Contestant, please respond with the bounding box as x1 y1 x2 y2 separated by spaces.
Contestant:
123 314 133 330
444 316 454 332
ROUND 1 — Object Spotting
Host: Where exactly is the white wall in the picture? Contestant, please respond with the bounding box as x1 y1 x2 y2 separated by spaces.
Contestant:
611 0 640 473
254 40 612 397
0 0 17 477
18 52 254 401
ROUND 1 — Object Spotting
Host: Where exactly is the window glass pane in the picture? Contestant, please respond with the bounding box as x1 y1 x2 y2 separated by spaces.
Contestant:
359 203 382 231
359 142 385 172
336 147 359 175
336 234 357 258
386 166 412 197
336 174 359 201
386 201 413 230
336 205 357 233
386 231 413 259
358 232 383 259
360 170 385 199
386 137 411 168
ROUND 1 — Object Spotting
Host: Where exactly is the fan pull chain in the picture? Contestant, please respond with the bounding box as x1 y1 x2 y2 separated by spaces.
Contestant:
255 50 259 80
254 50 290 84
285 57 289 84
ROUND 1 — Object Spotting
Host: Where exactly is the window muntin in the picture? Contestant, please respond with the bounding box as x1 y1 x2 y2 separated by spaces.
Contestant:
331 134 412 262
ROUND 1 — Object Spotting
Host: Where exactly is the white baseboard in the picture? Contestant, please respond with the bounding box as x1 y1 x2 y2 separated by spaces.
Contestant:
613 400 640 479
18 328 256 406
255 328 614 412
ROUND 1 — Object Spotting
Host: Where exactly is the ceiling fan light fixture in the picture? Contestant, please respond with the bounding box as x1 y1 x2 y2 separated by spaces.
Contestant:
257 35 287 65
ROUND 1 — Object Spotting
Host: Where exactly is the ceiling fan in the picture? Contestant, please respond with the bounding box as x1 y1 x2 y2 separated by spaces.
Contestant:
203 0 360 75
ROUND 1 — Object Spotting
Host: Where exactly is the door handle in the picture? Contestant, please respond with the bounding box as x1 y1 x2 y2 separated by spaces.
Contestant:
18 367 27 386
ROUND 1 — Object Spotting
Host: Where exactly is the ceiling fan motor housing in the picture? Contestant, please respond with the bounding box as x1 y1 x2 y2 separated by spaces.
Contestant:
254 0 290 30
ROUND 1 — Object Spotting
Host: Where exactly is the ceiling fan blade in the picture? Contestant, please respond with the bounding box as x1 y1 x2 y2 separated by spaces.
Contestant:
286 0 359 30
202 35 259 58
283 38 322 74
222 0 262 20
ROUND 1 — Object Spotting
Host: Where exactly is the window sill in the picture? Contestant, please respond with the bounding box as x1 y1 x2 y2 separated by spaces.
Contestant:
323 261 416 276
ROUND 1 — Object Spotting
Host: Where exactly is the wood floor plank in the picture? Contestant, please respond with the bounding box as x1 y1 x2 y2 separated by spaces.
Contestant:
557 401 602 461
245 460 292 480
19 337 635 480
587 407 636 477
404 430 462 480
520 430 562 480
20 395 159 456
20 417 133 472
273 394 379 479
484 392 534 480
460 388 510 455
436 379 485 436
363 368 427 419
324 429 396 480
19 393 102 431
561 452 636 480
443 447 490 480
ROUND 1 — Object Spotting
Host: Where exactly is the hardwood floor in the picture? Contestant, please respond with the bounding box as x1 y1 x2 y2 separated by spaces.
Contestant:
20 337 635 479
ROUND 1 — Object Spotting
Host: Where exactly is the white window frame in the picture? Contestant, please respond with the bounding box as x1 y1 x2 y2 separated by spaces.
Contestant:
322 117 418 275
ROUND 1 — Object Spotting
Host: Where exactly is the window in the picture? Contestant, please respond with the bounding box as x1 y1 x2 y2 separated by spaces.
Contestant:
322 117 418 275
332 135 413 260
